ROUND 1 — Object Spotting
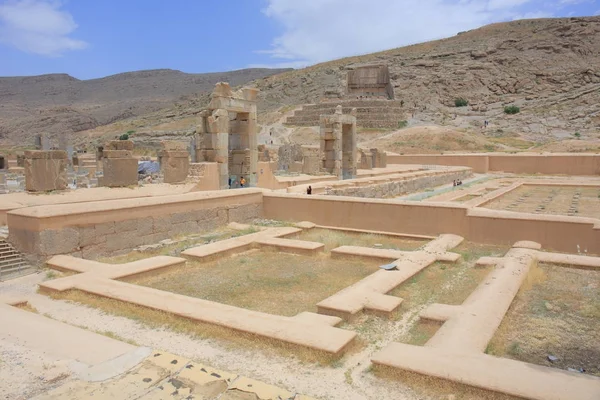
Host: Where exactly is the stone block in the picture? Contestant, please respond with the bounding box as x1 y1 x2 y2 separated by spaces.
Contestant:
160 154 189 184
105 140 134 151
95 222 115 236
171 211 197 224
115 219 138 233
102 158 138 187
39 228 80 256
102 150 133 158
137 218 153 236
106 234 142 252
24 152 68 192
140 232 168 246
168 221 198 237
79 226 98 247
160 141 188 151
228 203 262 223
153 216 171 233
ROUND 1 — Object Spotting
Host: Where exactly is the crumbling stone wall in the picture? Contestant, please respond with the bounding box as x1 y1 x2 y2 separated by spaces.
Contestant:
195 83 259 188
320 105 357 179
24 150 67 192
359 149 373 169
101 140 137 187
277 143 303 171
325 169 472 198
371 148 387 168
8 192 263 260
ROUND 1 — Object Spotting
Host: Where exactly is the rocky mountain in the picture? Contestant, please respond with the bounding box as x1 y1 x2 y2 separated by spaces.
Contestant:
3 16 599 152
0 68 290 146
253 16 600 141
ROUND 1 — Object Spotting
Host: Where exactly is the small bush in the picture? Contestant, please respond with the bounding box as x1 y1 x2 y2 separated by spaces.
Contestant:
398 120 408 129
504 105 520 114
574 132 581 139
119 133 129 140
455 98 468 107
127 130 135 135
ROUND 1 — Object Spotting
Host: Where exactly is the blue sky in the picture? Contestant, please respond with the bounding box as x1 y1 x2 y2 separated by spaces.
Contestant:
0 0 598 79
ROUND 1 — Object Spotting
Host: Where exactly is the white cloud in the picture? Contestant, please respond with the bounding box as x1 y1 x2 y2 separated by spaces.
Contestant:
258 0 562 68
0 0 87 56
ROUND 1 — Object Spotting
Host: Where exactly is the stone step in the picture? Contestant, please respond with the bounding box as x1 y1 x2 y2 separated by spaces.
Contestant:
301 100 405 109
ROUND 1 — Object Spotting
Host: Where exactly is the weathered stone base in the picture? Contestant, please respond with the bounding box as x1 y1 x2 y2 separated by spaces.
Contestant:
325 169 471 198
7 190 263 260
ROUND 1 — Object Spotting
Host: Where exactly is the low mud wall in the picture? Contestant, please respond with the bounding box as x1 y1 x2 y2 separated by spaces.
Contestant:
7 190 263 260
263 194 600 255
388 153 600 175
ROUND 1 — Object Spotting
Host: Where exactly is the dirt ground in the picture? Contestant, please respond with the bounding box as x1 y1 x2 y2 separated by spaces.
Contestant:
487 262 600 377
483 184 600 218
3 225 591 400
129 250 381 317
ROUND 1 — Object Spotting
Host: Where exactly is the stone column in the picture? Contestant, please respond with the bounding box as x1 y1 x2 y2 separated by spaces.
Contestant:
247 111 258 186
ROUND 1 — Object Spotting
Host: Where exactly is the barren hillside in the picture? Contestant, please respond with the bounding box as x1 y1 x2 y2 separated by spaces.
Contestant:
0 68 290 146
3 16 600 152
254 16 600 141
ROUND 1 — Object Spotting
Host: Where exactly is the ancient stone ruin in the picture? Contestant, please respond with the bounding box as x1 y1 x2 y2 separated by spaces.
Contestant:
24 150 68 192
195 83 259 189
100 140 137 187
359 148 387 169
320 105 357 179
346 64 394 99
158 141 190 184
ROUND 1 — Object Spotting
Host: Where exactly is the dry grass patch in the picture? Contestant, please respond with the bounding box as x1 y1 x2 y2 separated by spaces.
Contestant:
295 228 427 252
129 248 381 317
373 365 523 400
99 226 259 264
486 262 600 376
390 242 507 344
45 289 357 365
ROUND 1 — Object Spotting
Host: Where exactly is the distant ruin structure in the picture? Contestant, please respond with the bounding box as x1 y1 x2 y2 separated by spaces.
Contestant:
320 106 357 179
347 65 394 99
24 150 67 192
195 83 259 189
158 141 190 184
100 140 138 187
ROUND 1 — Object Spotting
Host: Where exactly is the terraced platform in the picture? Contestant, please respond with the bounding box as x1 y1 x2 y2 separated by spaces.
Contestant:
285 100 408 129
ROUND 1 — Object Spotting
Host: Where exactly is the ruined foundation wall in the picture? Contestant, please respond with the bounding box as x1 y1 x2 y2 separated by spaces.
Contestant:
325 169 471 198
388 154 600 175
7 190 263 260
263 194 600 255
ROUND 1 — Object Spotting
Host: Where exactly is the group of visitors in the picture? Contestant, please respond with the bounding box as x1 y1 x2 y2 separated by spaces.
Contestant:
453 179 463 187
228 176 246 189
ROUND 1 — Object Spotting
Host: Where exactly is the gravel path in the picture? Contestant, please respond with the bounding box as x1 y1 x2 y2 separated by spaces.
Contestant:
0 272 422 400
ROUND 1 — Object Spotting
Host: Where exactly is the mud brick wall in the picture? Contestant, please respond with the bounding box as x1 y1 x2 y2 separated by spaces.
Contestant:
7 190 263 260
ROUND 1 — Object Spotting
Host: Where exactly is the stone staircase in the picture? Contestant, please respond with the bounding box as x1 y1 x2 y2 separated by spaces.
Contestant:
285 100 409 129
0 238 32 281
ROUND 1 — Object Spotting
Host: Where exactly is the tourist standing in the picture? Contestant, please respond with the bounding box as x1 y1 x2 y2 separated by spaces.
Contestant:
240 176 246 188
307 185 312 195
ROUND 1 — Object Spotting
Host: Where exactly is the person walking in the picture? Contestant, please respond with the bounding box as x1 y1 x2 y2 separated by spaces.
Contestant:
307 185 312 195
240 176 246 188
